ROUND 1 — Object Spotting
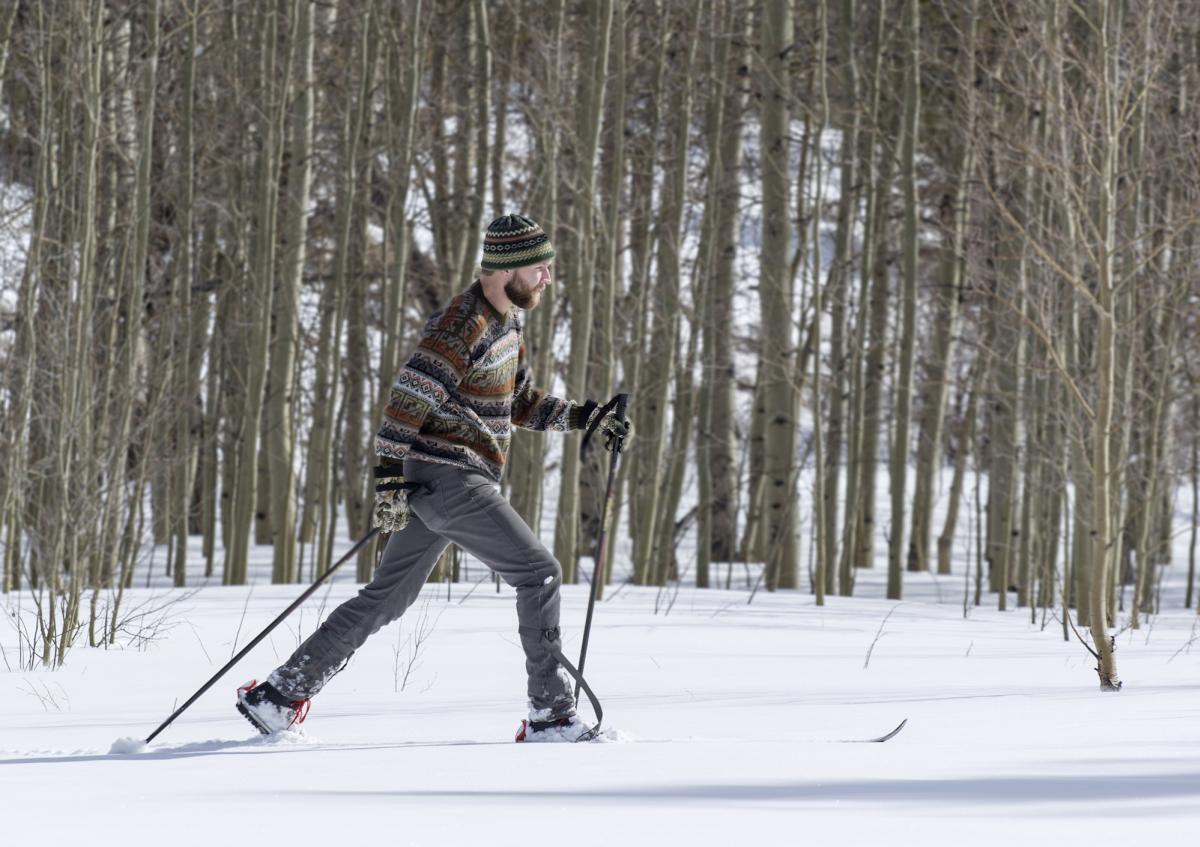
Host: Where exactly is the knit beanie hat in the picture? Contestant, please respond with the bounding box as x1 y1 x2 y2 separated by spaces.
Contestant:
480 214 555 271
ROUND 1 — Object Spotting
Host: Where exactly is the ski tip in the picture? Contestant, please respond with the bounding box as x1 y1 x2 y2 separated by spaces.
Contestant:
871 718 908 742
840 718 908 744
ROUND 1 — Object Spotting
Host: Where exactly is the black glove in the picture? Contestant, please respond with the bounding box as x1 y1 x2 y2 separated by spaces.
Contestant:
372 462 411 533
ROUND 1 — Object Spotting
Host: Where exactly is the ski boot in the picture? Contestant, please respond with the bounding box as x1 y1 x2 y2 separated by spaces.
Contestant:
236 679 310 735
515 710 597 743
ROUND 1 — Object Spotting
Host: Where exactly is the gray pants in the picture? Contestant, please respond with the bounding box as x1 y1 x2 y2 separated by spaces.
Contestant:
268 459 574 719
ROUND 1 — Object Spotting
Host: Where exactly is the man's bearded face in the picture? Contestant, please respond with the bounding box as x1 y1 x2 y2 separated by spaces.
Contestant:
505 262 553 310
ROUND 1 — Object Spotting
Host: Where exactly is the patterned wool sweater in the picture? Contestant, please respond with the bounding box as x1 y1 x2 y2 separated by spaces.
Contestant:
375 281 590 481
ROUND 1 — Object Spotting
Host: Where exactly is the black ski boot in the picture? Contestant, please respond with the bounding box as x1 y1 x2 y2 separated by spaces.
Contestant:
236 679 310 735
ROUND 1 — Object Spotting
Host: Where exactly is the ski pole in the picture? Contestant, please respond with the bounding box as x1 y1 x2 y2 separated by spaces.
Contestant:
144 524 385 744
574 393 629 701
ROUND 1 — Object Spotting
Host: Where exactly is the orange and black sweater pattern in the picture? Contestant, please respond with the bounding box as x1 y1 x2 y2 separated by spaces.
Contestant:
375 281 589 481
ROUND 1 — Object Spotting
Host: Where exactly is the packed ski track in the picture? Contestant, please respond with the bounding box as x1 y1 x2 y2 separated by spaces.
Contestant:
3 525 1199 845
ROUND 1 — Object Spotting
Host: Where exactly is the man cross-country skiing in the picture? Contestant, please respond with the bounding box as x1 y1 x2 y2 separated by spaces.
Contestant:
237 214 631 742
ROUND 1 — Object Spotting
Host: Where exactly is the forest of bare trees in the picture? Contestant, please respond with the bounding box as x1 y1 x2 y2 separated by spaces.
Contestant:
0 0 1198 690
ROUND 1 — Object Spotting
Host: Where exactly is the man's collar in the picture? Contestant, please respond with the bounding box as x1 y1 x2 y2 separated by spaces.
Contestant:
470 279 513 326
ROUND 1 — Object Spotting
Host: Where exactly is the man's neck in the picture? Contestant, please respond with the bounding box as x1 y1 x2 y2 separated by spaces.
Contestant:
478 276 514 318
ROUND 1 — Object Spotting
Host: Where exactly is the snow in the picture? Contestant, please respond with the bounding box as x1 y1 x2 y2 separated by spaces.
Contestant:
108 737 149 755
3 524 1199 845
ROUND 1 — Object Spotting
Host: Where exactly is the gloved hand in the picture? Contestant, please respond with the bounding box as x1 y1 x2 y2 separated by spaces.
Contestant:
589 406 632 451
372 462 411 533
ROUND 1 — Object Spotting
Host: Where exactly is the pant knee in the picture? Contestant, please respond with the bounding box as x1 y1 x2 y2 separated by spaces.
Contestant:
540 558 562 586
513 555 560 590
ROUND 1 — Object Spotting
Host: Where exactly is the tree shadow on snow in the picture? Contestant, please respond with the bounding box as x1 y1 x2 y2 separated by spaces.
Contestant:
290 771 1200 813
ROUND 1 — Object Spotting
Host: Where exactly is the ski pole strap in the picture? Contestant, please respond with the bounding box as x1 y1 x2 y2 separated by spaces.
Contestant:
375 481 426 493
525 626 603 732
373 463 426 493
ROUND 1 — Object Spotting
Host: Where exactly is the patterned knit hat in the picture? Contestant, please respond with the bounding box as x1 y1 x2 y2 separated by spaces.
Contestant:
480 214 555 271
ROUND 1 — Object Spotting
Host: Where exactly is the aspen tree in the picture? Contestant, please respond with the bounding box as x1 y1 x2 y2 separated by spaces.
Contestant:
886 0 920 600
758 0 797 591
427 21 451 297
840 0 891 589
631 4 698 584
740 366 766 564
984 102 1026 613
704 0 749 578
267 0 316 584
851 42 899 575
302 2 372 579
295 2 332 573
600 1 630 571
1040 1 1095 626
0 1 16 110
1017 371 1041 611
227 3 293 585
1127 6 1181 627
653 2 721 586
1185 23 1199 615
812 0 829 605
63 0 102 626
580 0 629 562
1 5 50 593
908 0 976 576
199 217 222 578
344 2 381 582
459 0 490 279
509 0 564 533
1189 385 1198 611
166 1 200 588
937 360 984 577
656 7 702 580
603 8 667 586
359 0 424 577
379 0 423 396
489 15 509 220
696 0 738 588
98 11 139 589
554 0 612 582
423 7 473 302
653 287 703 586
216 6 250 581
625 11 666 435
116 0 158 590
1089 0 1122 689
1029 28 1066 617
1034 291 1068 614
818 0 861 594
81 0 110 628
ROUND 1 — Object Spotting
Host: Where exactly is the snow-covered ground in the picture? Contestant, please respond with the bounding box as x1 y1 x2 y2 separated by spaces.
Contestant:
2 526 1198 845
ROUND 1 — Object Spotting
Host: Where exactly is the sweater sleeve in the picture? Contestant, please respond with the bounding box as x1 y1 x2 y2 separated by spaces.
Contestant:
511 338 592 432
375 300 482 462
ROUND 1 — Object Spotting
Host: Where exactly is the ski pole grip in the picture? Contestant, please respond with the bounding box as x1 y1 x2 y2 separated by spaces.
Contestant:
614 392 629 421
